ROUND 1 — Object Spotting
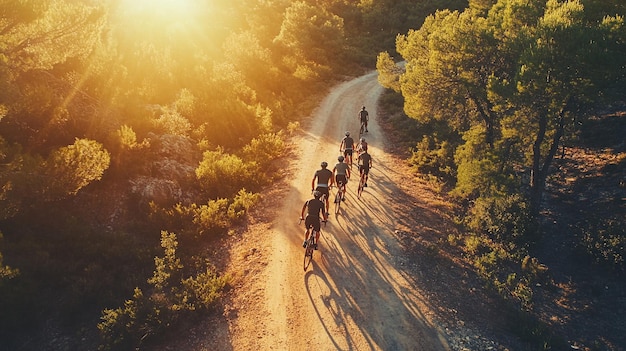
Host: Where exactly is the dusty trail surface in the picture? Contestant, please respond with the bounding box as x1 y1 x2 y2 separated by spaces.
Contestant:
226 72 451 351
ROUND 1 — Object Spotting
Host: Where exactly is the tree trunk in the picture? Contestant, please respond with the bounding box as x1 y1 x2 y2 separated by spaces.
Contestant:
529 102 569 218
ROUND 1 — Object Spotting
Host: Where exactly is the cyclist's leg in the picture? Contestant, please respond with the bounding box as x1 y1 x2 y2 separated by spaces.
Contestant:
312 220 321 248
304 216 314 246
316 186 330 214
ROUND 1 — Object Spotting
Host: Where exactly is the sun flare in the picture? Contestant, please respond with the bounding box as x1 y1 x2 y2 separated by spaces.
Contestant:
117 0 206 20
121 0 199 16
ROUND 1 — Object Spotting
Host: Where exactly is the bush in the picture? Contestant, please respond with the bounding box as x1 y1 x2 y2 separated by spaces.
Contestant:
466 193 533 244
409 135 456 182
44 138 111 199
242 132 286 166
98 231 228 350
580 216 626 271
228 189 260 221
195 147 259 198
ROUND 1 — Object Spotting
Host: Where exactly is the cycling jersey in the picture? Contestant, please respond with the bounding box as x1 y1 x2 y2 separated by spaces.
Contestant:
359 110 369 122
314 169 333 186
305 198 325 232
342 136 354 150
358 152 372 166
334 162 349 175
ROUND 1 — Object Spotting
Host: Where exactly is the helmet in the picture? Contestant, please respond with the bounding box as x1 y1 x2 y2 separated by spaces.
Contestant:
360 137 365 142
313 190 322 198
362 106 366 110
321 161 328 168
338 155 345 162
345 131 350 136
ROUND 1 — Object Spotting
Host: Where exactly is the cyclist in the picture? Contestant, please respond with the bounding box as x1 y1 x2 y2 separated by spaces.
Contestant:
311 161 333 215
359 106 369 133
357 149 373 187
356 137 368 156
300 190 328 249
339 131 355 167
332 155 351 200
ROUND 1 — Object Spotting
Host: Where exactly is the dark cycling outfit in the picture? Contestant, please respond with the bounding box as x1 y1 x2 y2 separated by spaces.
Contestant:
359 110 369 129
334 162 349 186
358 152 372 175
304 198 325 232
313 168 333 199
342 136 354 158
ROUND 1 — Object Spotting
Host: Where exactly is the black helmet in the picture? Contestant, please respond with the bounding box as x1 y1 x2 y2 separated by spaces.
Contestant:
313 190 322 198
362 106 366 110
321 161 328 168
338 155 345 162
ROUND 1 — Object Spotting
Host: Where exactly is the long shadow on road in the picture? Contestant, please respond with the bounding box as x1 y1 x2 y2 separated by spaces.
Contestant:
301 164 451 350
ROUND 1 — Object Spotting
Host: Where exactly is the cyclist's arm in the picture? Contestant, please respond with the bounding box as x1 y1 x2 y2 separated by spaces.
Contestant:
311 175 317 191
301 201 307 219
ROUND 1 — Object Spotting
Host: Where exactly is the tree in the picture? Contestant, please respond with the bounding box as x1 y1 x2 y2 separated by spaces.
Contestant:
392 0 625 220
273 1 345 75
491 0 626 216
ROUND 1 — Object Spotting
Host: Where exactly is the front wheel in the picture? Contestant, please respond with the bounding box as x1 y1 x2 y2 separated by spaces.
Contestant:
334 190 342 214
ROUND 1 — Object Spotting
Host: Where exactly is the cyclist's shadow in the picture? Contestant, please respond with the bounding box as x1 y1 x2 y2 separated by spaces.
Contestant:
303 260 365 351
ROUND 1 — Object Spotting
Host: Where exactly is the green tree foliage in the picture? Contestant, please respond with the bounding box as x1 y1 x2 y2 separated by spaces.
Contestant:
195 147 259 198
394 0 626 218
44 138 110 200
391 0 625 310
98 231 228 349
274 1 345 78
376 51 403 92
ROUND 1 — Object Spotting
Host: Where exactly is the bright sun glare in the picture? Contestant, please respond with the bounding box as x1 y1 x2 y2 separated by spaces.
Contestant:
119 0 204 19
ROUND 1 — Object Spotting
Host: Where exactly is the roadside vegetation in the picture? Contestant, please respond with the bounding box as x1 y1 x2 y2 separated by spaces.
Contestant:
378 0 625 348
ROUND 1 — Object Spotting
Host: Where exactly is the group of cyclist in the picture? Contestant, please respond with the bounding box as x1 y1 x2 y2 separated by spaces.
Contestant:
300 106 373 250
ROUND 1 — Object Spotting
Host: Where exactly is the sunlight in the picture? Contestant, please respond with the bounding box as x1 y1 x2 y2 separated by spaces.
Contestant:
118 0 203 18
113 0 223 45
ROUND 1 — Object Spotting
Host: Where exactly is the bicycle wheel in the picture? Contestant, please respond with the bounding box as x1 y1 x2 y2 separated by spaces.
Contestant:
359 123 364 135
357 176 364 198
303 235 314 271
334 190 341 214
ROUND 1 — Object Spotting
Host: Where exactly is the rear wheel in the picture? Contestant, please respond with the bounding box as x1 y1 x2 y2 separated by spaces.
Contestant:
357 175 364 198
334 186 343 214
303 233 315 271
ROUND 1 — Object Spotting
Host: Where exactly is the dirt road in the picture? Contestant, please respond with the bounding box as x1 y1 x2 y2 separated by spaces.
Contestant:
222 71 451 351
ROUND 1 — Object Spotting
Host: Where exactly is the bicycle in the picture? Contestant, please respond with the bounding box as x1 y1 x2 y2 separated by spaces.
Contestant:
346 150 353 169
300 217 326 271
357 169 366 199
359 120 366 135
333 181 346 214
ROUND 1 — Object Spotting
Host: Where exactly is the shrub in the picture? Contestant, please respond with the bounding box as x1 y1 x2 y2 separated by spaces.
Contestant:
98 231 228 349
195 147 259 198
242 132 285 166
44 138 111 199
580 216 625 271
191 199 230 235
409 135 455 181
228 189 260 221
466 193 533 244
